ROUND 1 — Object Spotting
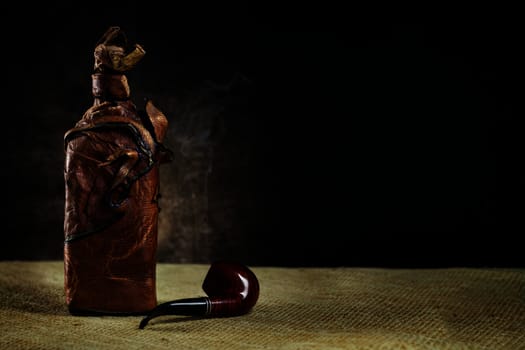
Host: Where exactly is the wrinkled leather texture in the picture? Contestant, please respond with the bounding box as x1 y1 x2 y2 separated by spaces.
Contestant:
64 72 169 314
93 26 146 73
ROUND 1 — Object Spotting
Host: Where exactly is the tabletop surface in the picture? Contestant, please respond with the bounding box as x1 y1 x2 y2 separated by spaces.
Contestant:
1 261 524 350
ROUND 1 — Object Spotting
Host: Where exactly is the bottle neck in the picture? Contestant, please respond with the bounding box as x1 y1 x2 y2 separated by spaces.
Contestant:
92 73 130 104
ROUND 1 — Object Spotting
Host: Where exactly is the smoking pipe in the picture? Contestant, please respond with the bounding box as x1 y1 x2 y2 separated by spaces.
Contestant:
139 261 259 329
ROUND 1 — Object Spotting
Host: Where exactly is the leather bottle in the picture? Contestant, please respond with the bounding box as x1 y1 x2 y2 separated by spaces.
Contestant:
63 27 171 314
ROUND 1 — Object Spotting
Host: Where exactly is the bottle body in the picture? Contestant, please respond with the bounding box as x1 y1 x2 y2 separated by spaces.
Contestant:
63 74 169 314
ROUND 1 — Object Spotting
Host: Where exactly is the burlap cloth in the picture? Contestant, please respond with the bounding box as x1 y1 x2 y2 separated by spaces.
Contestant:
0 261 523 349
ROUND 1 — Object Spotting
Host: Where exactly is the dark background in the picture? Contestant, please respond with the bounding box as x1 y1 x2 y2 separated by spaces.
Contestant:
1 5 522 267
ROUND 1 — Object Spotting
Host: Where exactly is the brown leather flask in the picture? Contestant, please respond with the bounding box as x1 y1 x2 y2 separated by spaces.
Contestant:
63 27 170 314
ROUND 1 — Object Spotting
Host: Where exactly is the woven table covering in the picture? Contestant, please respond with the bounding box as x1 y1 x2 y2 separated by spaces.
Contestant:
1 261 524 349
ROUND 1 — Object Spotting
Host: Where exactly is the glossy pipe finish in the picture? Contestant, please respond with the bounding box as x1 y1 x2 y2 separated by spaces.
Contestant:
203 261 260 316
139 261 259 329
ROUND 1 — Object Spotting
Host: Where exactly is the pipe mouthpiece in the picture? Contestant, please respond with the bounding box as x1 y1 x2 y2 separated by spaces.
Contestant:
138 316 151 329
